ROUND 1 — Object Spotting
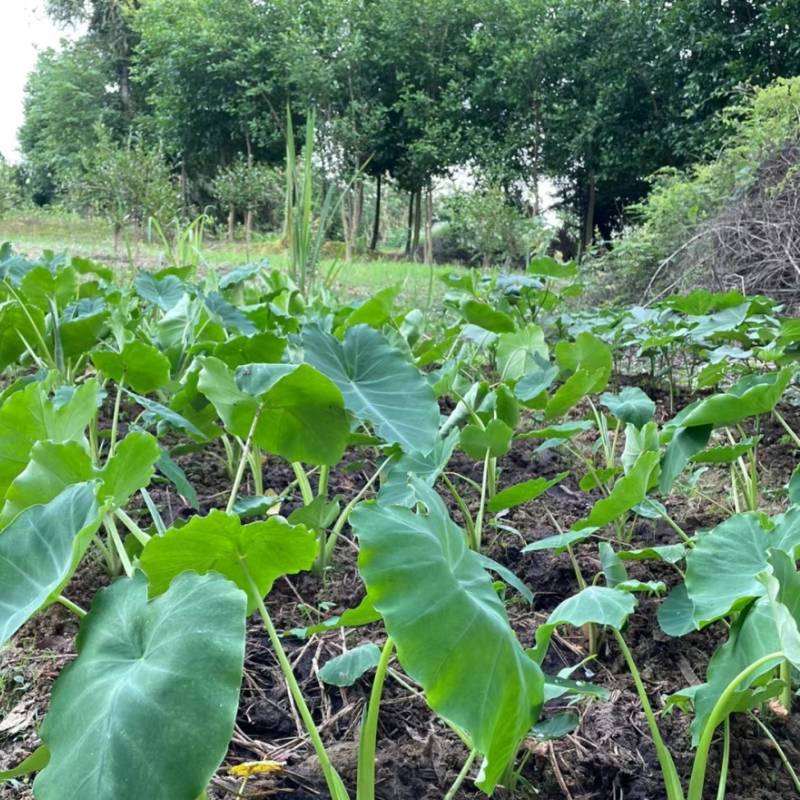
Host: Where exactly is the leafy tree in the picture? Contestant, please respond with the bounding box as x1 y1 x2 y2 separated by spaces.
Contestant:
212 159 283 241
64 127 178 247
19 41 124 202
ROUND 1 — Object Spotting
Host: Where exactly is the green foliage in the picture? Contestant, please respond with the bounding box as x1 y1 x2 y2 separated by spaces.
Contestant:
442 186 552 267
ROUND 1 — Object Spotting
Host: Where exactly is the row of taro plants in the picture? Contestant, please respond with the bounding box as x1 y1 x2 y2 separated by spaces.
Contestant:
1 245 800 800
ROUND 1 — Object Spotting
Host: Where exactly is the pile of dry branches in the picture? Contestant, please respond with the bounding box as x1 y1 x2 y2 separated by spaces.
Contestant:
646 140 800 304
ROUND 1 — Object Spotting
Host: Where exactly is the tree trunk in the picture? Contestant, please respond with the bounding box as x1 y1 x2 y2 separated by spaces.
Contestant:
245 210 253 244
582 172 596 253
179 160 189 214
228 207 235 242
412 190 422 260
370 174 382 252
404 191 414 256
423 183 433 266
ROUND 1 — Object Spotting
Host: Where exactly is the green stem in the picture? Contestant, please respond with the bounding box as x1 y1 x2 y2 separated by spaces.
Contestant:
749 712 800 794
356 638 394 800
249 445 264 497
57 595 87 619
114 508 152 546
323 458 390 565
441 473 476 542
318 465 330 498
472 450 491 552
715 718 730 800
241 560 350 800
104 514 133 578
774 409 800 449
659 509 692 545
687 651 784 800
781 659 793 714
613 629 684 800
226 409 262 514
443 749 479 800
107 380 124 461
292 462 315 506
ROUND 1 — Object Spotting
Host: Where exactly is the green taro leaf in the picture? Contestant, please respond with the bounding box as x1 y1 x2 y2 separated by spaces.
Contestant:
0 380 98 498
522 527 598 554
496 324 548 382
0 483 100 647
134 272 187 311
138 510 317 614
58 298 109 358
677 369 793 429
515 363 559 404
204 292 257 335
460 299 516 333
532 713 579 741
659 425 713 493
100 431 161 508
212 332 286 367
91 341 171 395
34 571 246 800
199 358 349 465
488 472 568 513
0 303 46 371
350 480 543 793
319 643 383 687
303 323 440 453
574 451 660 530
337 286 399 332
292 594 381 638
600 387 655 429
684 514 778 626
555 332 612 394
692 436 760 464
1 441 93 524
460 419 513 460
531 586 636 663
544 369 604 420
20 265 77 311
658 583 696 636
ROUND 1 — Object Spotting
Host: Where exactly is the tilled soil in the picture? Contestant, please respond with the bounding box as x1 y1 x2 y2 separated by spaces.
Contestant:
2 390 800 800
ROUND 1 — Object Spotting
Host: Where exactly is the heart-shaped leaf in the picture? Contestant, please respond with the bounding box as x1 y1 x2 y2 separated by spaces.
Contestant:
34 571 246 800
92 341 171 395
138 510 317 614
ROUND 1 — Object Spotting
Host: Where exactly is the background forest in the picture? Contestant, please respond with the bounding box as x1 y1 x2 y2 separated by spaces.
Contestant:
3 0 800 297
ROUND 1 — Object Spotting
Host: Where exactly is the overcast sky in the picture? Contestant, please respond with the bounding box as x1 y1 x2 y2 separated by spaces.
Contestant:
0 1 72 161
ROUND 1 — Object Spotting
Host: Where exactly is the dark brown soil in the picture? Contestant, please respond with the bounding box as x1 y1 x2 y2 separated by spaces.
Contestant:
3 389 800 800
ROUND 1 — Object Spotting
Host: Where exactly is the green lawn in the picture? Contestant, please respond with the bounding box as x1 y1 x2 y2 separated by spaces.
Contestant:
0 210 464 304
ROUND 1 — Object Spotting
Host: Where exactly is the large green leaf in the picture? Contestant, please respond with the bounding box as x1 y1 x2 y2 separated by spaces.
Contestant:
20 265 77 311
488 472 568 513
34 571 246 800
544 369 604 420
100 431 161 508
600 387 655 429
212 332 286 367
303 323 440 453
659 425 712 493
350 481 543 793
554 332 612 394
58 298 109 358
319 643 383 687
0 302 46 371
0 380 98 498
91 341 171 395
496 324 548 382
138 510 317 614
574 451 660 530
460 299 516 333
1 432 160 522
676 368 793 428
685 514 781 626
134 272 187 311
0 483 100 647
531 586 636 663
199 357 349 465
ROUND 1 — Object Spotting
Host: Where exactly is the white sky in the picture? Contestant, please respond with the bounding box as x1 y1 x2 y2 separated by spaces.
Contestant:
0 1 73 161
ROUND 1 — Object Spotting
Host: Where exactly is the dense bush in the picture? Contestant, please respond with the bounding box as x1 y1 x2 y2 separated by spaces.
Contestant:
592 77 800 302
63 128 180 244
442 186 552 267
